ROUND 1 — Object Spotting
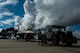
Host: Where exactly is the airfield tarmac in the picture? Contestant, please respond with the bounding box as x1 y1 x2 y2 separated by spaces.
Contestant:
0 39 80 53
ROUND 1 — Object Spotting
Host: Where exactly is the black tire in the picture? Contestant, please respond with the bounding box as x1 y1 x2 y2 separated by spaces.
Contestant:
41 36 47 45
52 36 59 46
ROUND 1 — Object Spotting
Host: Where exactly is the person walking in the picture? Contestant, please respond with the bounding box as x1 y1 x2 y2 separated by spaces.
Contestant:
37 30 42 45
16 35 19 41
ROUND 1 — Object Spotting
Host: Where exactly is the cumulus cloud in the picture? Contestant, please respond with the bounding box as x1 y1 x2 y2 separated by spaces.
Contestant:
0 0 18 26
34 0 80 28
0 28 3 32
14 16 21 25
0 19 14 25
19 0 36 30
0 0 18 19
14 16 21 29
73 31 80 39
0 11 14 19
20 14 32 30
0 0 18 7
1 11 13 16
19 0 80 30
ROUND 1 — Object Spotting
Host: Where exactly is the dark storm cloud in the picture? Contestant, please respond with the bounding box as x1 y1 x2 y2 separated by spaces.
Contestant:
20 0 80 29
34 0 80 28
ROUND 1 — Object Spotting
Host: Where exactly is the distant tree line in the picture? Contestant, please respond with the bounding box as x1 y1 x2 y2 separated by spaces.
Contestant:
0 27 18 39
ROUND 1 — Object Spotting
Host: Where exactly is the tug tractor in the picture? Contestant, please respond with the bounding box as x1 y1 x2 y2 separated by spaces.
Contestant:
40 25 77 46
